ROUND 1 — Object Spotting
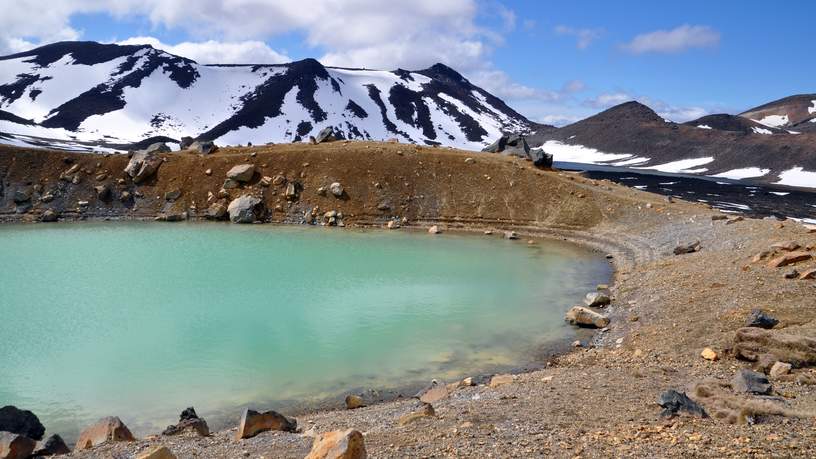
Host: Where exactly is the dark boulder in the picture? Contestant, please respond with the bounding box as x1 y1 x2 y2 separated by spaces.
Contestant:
235 409 297 439
673 241 701 255
227 195 265 224
145 142 171 154
0 431 35 459
746 309 778 329
189 140 218 155
482 134 552 168
732 369 772 394
0 406 45 440
40 209 59 222
33 434 70 456
481 136 507 153
162 407 209 437
657 390 707 418
179 136 194 150
12 189 31 204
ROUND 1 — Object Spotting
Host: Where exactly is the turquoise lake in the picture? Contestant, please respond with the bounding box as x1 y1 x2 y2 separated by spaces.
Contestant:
0 223 611 439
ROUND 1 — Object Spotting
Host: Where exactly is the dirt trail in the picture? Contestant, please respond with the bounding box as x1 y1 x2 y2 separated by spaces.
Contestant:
2 142 815 458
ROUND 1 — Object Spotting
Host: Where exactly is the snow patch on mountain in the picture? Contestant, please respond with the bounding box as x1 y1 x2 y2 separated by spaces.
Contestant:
809 100 816 114
536 140 631 164
709 167 770 180
776 167 816 188
756 114 789 128
751 127 773 135
697 124 712 129
635 157 714 174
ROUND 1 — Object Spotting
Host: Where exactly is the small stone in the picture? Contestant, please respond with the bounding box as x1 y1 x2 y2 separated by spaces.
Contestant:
674 241 701 255
770 241 801 252
732 369 772 394
746 309 778 329
387 220 400 230
260 176 272 187
565 306 610 328
464 157 475 164
428 225 441 234
596 284 609 291
164 190 182 201
799 269 816 280
784 269 800 279
304 429 366 459
417 381 448 404
398 404 435 425
489 374 515 388
711 214 728 221
136 445 177 459
769 362 792 379
223 178 240 189
701 348 718 361
503 231 519 240
40 209 59 222
75 416 135 451
329 182 344 197
235 409 297 440
204 169 212 176
345 395 365 410
584 292 611 307
572 340 582 347
272 175 287 186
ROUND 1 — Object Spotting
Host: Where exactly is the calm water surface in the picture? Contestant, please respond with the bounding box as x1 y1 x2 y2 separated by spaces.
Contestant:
0 223 610 439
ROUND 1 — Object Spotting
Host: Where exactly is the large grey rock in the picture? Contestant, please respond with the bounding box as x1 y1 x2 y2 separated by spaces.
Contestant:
145 142 171 154
732 369 772 394
329 182 344 197
226 164 255 183
227 195 264 223
481 136 507 153
0 432 35 459
0 406 44 440
206 202 228 220
74 416 134 451
124 151 163 184
584 292 611 307
12 189 30 204
503 134 530 157
746 309 778 329
179 136 194 150
189 141 218 155
315 127 336 144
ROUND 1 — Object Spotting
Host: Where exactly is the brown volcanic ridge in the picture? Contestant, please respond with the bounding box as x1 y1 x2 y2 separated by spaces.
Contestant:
2 141 816 458
527 100 816 186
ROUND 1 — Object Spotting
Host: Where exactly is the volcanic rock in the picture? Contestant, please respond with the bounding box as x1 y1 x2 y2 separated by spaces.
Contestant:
162 407 209 437
227 195 264 223
565 306 610 328
732 369 772 394
189 140 218 155
329 182 344 197
304 429 366 459
584 292 611 307
0 432 35 459
206 202 228 220
746 309 778 329
33 434 70 456
75 416 135 451
398 404 435 425
124 151 163 184
673 241 701 255
226 164 255 183
235 409 297 440
657 390 707 418
315 127 337 144
0 406 44 441
767 251 812 268
40 209 59 222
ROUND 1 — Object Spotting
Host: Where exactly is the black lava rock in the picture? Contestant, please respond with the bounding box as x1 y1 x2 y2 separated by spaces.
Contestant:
746 309 778 329
34 434 71 456
657 390 707 418
0 405 45 441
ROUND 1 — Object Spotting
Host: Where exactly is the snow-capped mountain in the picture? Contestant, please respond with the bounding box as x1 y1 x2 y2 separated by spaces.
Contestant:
0 41 534 151
526 101 816 189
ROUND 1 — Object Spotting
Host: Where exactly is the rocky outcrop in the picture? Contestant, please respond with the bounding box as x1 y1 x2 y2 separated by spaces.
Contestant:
482 134 553 168
0 406 44 441
162 407 209 437
398 404 435 425
734 327 816 368
179 136 194 150
227 195 264 223
125 151 163 184
32 434 70 456
0 432 35 459
226 164 255 182
565 306 610 328
235 409 297 440
75 416 135 451
584 292 610 307
305 429 366 459
767 251 812 268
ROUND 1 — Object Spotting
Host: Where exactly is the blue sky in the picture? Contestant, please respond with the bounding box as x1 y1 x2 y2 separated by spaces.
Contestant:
2 0 813 125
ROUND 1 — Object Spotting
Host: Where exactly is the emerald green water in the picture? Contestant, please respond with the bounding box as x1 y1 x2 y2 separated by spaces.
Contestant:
0 223 610 439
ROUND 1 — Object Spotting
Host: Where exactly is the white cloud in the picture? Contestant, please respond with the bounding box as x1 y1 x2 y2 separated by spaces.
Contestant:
622 24 720 54
554 25 604 49
584 92 633 109
117 37 290 64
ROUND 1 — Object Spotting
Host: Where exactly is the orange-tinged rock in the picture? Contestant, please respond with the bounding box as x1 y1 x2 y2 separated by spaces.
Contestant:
0 432 35 459
75 416 135 451
767 251 811 268
136 445 177 459
235 409 296 440
304 429 366 459
489 374 515 388
701 348 718 361
800 269 816 280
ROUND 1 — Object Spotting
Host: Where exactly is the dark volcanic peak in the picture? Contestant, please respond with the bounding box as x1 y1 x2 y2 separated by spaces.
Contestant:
0 41 531 150
586 101 665 124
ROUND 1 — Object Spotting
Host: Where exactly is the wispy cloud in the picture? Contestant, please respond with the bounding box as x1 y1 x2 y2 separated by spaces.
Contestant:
117 37 290 64
554 25 604 49
621 24 720 54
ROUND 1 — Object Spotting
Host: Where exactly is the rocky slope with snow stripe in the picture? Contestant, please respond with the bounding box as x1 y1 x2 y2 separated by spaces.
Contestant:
527 101 816 189
0 41 535 150
740 93 816 133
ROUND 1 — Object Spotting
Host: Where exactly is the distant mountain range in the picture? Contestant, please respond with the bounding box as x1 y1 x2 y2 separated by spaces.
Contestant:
526 97 816 188
0 41 813 188
0 41 535 151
